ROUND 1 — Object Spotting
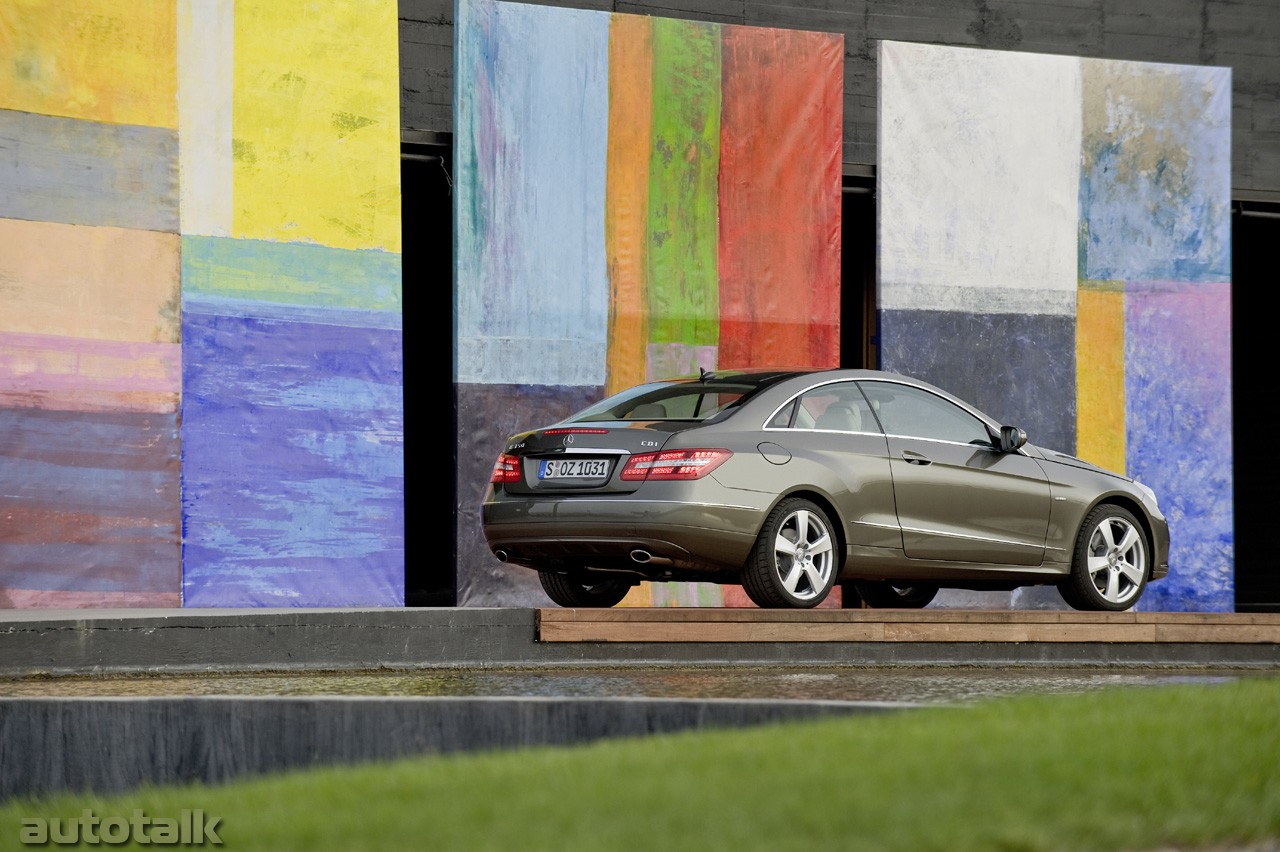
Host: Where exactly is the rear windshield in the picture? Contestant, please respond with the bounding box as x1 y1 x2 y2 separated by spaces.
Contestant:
570 381 762 423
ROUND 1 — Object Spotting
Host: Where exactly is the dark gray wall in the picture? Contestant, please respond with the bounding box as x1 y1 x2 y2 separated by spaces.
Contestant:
400 0 1280 198
0 697 882 801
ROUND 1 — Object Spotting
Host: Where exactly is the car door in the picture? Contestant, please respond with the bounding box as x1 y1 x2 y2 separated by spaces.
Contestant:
766 381 903 550
858 380 1051 566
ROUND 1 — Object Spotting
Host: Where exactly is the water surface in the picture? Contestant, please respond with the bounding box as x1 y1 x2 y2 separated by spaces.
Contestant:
1 666 1257 705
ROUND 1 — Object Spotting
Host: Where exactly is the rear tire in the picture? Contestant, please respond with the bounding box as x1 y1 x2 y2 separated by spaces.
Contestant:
855 581 938 609
538 572 633 608
1059 504 1149 611
741 497 838 609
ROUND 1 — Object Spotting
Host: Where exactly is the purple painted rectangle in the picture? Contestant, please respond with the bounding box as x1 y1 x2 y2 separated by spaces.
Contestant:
455 381 602 606
1125 281 1233 612
181 302 404 607
0 407 181 600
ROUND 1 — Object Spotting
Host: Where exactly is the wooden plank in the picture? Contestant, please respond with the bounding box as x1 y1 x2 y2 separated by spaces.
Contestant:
536 608 1280 644
1154 624 1280 644
882 622 1159 643
539 620 1166 643
538 621 887 643
538 608 1280 626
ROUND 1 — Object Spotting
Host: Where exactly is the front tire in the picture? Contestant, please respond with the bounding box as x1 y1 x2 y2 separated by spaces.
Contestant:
1059 504 1149 611
538 572 633 608
855 582 938 609
741 497 838 608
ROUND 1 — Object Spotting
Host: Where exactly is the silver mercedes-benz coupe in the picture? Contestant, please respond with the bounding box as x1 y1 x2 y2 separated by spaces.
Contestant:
481 368 1169 610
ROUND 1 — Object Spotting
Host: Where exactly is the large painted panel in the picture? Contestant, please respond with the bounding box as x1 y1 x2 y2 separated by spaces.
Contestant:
454 0 611 389
1080 59 1232 612
455 0 843 605
181 0 404 607
0 4 182 608
1 0 403 609
878 41 1232 611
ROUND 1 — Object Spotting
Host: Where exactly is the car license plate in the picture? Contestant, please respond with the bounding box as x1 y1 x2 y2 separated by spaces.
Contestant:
538 458 611 480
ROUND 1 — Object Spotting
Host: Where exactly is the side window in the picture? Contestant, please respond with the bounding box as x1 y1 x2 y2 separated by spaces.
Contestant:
858 382 992 445
767 399 797 428
787 382 876 433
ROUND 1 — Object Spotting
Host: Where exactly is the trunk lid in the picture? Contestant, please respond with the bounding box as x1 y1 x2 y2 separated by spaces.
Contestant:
497 420 694 495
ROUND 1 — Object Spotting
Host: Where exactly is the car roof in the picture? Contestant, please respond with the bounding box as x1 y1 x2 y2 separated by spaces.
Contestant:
690 367 919 385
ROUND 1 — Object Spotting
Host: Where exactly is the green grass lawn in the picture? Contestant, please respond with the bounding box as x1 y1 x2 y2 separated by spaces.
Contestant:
2 676 1277 851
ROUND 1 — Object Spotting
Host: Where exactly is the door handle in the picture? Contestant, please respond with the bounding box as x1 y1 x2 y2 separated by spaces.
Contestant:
902 450 932 465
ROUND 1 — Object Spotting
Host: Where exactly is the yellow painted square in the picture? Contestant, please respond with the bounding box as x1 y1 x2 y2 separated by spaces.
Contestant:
0 0 176 128
232 0 401 252
1076 281 1126 474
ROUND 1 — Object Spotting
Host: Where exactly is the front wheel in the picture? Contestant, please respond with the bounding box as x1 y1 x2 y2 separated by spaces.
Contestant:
538 572 633 608
854 581 938 609
1058 504 1149 611
741 497 838 608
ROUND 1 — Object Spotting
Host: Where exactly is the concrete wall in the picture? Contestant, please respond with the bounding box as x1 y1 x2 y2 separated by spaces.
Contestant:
0 696 879 801
399 0 1280 198
5 608 1275 679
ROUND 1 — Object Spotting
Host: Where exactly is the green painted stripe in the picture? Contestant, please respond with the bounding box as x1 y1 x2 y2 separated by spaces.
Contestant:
1079 278 1126 292
646 18 720 347
182 235 402 312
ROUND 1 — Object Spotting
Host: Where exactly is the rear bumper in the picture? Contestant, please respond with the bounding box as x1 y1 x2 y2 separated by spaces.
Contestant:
481 496 765 576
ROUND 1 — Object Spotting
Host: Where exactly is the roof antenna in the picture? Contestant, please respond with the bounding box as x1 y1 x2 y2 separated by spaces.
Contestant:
698 366 712 381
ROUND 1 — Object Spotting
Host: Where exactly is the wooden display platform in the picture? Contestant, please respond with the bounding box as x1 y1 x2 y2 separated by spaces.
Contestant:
537 608 1280 645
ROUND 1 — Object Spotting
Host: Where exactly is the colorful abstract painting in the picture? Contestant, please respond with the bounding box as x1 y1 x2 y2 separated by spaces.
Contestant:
454 0 843 605
878 41 1232 611
0 0 403 608
179 0 404 607
0 1 182 607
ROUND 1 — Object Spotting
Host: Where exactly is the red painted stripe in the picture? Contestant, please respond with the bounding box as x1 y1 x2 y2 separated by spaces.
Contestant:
717 27 843 369
1 589 180 609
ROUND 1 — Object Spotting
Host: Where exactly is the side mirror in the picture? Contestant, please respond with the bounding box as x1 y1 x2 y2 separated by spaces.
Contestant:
999 425 1027 453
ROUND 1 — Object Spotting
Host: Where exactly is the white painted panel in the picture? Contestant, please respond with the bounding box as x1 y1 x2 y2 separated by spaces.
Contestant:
178 0 234 237
878 41 1081 316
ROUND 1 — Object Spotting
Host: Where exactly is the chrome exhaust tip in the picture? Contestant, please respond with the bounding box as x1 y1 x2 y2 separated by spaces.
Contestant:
494 550 509 563
631 549 674 566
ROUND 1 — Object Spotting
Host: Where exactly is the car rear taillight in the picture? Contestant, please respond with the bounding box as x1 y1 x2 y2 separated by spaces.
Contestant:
620 449 731 482
491 453 521 484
